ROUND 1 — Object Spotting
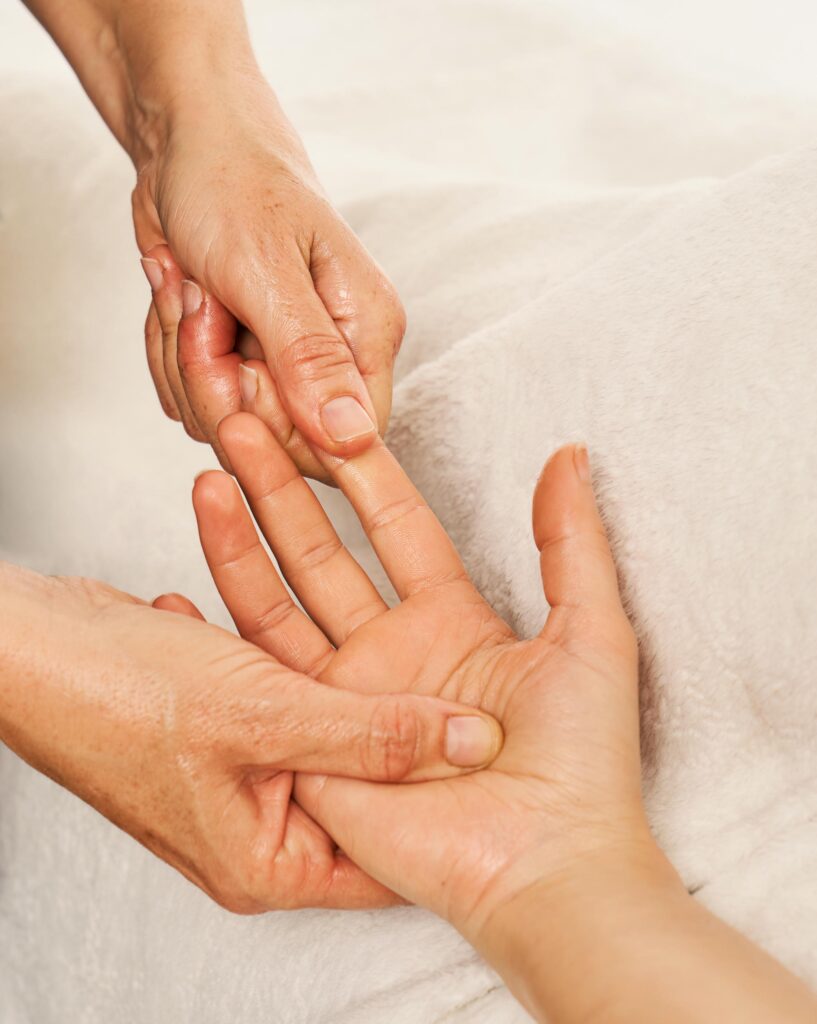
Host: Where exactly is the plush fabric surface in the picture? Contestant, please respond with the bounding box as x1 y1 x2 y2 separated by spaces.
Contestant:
1 2 816 1021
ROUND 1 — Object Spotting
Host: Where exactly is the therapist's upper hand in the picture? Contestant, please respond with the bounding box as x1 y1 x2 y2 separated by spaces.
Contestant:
134 72 404 474
0 562 501 913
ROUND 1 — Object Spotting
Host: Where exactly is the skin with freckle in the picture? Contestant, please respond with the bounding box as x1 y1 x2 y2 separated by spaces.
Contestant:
0 561 502 914
24 0 404 470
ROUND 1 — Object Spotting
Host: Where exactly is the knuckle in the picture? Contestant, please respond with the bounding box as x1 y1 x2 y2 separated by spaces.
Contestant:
366 495 426 533
161 400 182 422
210 882 264 916
182 419 206 443
176 340 198 376
366 697 422 783
383 287 407 352
292 530 343 574
279 334 353 385
247 596 298 641
144 308 159 344
177 343 211 380
160 319 180 346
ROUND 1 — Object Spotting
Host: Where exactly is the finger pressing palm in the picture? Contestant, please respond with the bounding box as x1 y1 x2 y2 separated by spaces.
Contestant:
192 413 645 937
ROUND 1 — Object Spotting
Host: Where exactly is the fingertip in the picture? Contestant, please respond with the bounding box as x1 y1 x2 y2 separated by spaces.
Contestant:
152 592 205 620
445 713 504 769
142 242 178 275
238 363 259 408
183 419 209 444
318 396 378 453
216 409 264 447
532 443 591 549
181 279 203 319
159 395 183 422
192 468 240 515
140 256 163 292
573 443 591 483
217 410 286 471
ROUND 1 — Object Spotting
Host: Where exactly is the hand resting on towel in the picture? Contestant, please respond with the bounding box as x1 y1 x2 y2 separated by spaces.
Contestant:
23 0 403 473
177 412 817 1024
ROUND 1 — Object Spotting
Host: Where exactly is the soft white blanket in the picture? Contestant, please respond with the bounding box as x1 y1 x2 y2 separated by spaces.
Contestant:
1 2 816 1022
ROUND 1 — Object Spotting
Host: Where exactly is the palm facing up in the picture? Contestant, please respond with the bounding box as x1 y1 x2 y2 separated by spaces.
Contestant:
190 413 646 938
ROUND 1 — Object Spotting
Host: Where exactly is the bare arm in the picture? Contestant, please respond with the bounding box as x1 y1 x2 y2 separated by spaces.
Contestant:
0 559 501 911
477 851 817 1024
21 0 404 469
21 0 254 164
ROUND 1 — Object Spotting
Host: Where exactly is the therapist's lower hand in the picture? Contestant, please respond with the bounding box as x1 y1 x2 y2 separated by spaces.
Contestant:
0 563 501 912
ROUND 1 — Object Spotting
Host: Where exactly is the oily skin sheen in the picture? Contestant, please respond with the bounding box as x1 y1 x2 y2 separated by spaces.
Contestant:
12 2 817 1019
0 565 503 914
24 0 404 474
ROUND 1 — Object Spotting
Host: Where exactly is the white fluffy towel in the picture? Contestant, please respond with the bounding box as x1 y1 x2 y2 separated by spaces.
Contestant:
1 1 816 1022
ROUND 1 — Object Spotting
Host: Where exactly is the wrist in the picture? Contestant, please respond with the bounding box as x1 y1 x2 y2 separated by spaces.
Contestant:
469 837 685 1020
113 6 261 167
24 0 260 168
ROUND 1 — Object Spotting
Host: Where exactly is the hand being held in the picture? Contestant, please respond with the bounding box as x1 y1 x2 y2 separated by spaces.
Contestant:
190 412 656 942
135 73 404 474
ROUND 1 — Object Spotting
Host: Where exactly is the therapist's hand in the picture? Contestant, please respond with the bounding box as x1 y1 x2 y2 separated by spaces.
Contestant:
26 0 403 474
0 563 501 913
190 414 653 935
135 72 404 475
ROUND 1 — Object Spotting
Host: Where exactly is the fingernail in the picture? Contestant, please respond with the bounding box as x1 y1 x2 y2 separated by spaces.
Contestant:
182 280 203 317
140 257 163 291
446 716 499 768
321 396 375 443
238 363 258 407
574 444 591 483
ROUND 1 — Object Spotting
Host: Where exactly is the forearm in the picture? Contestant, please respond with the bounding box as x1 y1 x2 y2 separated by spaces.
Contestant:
21 0 259 165
475 848 817 1024
0 563 93 779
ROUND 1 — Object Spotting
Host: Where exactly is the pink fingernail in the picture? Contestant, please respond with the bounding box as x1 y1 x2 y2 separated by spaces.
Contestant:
574 444 591 482
445 716 497 768
238 364 258 407
321 396 375 443
182 280 203 317
140 257 163 291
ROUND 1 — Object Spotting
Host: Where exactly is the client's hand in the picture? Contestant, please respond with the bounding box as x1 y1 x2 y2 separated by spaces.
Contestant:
0 563 501 914
189 414 649 937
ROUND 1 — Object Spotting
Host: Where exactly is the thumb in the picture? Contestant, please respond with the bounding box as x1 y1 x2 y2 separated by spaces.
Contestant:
236 669 504 783
532 444 624 618
247 254 379 457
